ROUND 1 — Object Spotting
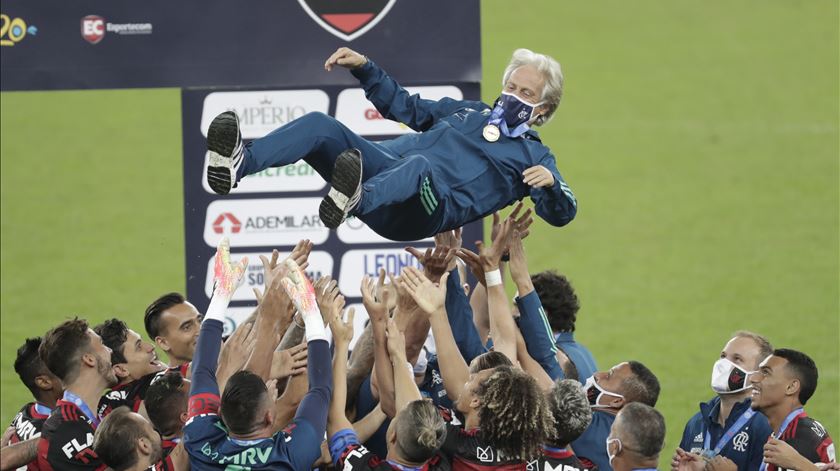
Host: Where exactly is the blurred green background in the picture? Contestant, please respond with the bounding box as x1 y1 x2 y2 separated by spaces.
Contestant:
2 0 837 464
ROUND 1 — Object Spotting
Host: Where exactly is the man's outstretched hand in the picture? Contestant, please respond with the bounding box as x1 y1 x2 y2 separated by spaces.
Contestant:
325 47 368 71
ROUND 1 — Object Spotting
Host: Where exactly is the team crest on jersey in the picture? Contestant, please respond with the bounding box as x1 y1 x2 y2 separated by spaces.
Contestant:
297 0 396 41
732 431 749 452
476 446 494 462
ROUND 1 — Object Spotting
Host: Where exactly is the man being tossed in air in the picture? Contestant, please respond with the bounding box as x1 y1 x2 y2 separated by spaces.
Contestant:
205 47 576 241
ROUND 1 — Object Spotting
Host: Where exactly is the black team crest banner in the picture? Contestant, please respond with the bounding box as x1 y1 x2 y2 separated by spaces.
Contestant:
297 0 396 41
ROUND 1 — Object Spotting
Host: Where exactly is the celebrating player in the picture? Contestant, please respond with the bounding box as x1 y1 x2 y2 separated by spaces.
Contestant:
204 47 576 241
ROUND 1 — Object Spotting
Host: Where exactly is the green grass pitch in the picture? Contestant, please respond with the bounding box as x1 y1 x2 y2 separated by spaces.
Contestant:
2 0 837 463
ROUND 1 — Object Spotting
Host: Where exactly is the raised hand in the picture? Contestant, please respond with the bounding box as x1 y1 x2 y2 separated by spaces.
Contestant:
477 217 514 271
213 237 248 300
405 245 456 283
385 319 407 361
456 247 485 286
314 276 344 325
330 308 356 347
271 342 308 379
361 269 390 324
324 47 368 71
289 239 313 271
400 266 448 315
217 321 257 390
279 259 318 318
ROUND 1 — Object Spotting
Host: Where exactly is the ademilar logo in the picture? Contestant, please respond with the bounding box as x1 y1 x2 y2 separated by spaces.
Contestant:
212 213 242 234
297 0 395 41
0 13 38 47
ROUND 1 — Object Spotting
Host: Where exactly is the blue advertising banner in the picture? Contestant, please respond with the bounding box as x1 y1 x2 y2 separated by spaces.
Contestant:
181 83 484 336
1 0 480 91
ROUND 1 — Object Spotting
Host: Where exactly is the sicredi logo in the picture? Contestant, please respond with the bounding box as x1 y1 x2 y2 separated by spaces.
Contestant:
81 15 104 44
335 86 463 136
201 90 330 139
204 250 334 302
201 154 326 195
203 198 329 247
338 248 429 297
337 217 432 245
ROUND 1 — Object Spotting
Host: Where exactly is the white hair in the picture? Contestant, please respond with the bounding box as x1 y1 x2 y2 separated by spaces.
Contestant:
501 48 564 126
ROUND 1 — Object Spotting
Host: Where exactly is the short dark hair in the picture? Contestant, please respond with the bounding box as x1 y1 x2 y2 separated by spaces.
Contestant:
618 402 665 458
39 318 91 383
15 337 49 397
546 379 591 447
93 406 145 471
531 271 580 332
773 349 819 405
144 293 186 339
221 370 268 435
623 361 660 407
469 351 513 374
145 372 188 436
94 319 130 365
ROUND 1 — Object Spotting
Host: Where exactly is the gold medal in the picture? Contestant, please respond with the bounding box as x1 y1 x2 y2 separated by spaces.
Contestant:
482 124 500 142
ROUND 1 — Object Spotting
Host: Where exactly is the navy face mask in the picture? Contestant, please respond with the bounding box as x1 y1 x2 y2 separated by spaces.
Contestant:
487 91 544 138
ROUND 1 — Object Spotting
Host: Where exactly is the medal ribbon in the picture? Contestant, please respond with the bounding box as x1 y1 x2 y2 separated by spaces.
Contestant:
63 390 100 428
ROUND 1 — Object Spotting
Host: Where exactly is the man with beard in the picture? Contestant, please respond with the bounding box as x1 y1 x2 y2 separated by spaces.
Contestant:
36 318 119 469
93 407 188 471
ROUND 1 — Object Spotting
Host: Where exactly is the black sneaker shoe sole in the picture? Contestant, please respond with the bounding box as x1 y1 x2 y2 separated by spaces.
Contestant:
206 111 239 195
320 149 363 229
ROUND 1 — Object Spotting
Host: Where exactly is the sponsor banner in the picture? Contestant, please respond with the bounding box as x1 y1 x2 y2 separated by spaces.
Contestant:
335 86 463 136
200 90 330 139
203 197 329 247
338 248 430 297
337 217 432 244
201 155 326 194
81 15 152 45
204 251 334 301
1 1 479 91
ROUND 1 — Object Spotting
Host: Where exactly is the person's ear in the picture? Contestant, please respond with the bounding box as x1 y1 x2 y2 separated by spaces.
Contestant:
138 436 153 456
469 396 481 410
386 426 397 445
786 378 801 398
155 336 171 353
179 411 189 426
34 374 55 391
81 352 97 368
607 395 625 409
112 364 131 380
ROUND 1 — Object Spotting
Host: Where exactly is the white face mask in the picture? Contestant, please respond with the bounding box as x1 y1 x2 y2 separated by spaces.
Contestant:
606 437 621 467
582 376 625 409
710 358 754 394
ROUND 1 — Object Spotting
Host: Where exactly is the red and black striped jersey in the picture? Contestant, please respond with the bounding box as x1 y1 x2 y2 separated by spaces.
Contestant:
36 400 104 471
161 437 180 459
7 402 51 470
526 447 587 471
97 372 160 419
437 407 525 471
766 411 835 471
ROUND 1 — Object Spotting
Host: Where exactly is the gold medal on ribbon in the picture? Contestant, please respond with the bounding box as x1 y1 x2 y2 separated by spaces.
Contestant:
482 124 500 142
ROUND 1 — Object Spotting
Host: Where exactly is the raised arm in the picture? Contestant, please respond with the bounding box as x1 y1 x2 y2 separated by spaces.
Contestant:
401 267 470 401
328 308 356 437
508 228 564 380
189 238 247 412
476 218 518 362
386 320 423 411
361 270 396 417
324 47 485 132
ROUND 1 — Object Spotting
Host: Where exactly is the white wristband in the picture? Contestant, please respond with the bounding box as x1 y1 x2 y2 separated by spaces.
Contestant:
485 269 502 287
205 293 231 323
